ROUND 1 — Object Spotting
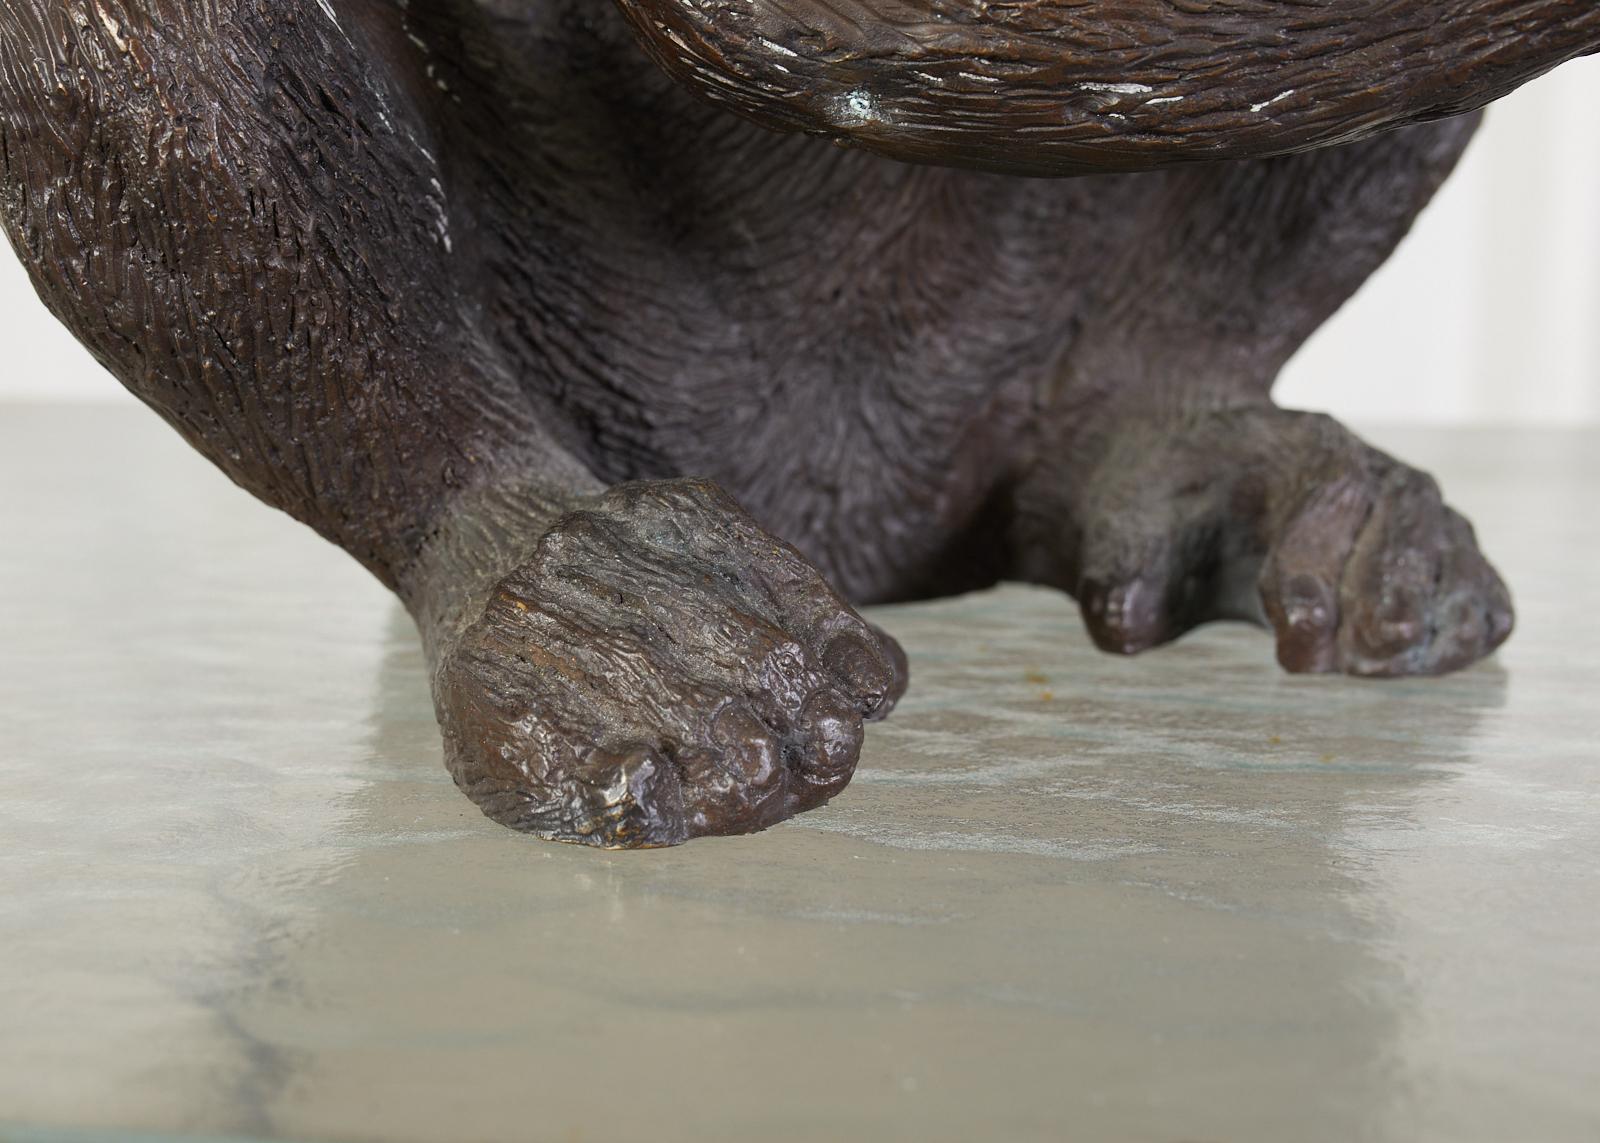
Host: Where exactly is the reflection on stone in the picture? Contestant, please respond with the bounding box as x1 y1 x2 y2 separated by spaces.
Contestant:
2 414 1597 1142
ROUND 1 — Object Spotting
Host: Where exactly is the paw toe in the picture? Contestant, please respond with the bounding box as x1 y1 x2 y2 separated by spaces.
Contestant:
821 624 907 720
677 702 789 835
1078 573 1180 655
788 687 866 806
1264 570 1341 673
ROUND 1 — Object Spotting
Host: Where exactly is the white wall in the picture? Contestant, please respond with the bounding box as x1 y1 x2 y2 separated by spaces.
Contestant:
2 53 1598 423
1276 53 1600 425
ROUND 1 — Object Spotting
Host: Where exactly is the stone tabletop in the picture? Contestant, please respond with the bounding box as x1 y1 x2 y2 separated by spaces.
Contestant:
2 408 1597 1143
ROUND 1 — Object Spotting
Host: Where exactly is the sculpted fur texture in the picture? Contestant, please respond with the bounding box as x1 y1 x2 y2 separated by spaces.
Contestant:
2 0 1573 845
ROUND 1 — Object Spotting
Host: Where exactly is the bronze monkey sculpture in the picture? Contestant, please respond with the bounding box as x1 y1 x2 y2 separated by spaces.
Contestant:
3 1 1591 847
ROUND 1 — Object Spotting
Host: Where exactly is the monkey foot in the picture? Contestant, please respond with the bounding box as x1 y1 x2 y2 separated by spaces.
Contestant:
1015 407 1514 676
431 479 907 847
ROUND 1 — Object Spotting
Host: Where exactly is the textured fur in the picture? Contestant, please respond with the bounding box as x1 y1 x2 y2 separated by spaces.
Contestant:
0 0 1559 844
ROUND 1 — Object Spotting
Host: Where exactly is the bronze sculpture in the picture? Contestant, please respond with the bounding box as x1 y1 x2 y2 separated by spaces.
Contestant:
3 1 1588 847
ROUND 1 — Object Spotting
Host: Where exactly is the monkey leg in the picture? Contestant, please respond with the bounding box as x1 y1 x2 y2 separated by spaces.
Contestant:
0 0 903 846
1009 118 1513 676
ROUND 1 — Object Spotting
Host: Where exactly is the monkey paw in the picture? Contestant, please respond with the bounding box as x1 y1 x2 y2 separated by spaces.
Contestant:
432 479 907 847
1015 407 1513 677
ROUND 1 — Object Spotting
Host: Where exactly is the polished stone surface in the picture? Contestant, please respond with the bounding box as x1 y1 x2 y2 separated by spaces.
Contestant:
2 408 1598 1143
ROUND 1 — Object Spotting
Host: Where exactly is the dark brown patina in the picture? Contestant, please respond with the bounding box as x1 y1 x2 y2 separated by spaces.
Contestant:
3 0 1569 845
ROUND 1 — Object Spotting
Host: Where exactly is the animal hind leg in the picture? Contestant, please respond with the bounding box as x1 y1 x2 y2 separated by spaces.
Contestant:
1009 116 1515 676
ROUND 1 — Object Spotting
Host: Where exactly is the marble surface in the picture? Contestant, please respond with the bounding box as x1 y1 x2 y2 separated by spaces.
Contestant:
2 407 1598 1143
